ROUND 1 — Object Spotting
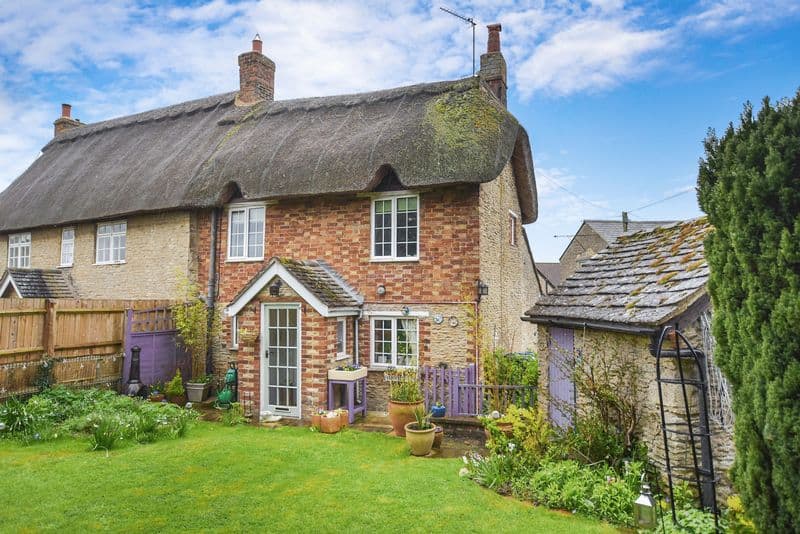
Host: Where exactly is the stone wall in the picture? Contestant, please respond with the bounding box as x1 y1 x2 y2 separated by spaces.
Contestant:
478 162 540 354
559 225 607 279
0 211 195 299
537 323 735 495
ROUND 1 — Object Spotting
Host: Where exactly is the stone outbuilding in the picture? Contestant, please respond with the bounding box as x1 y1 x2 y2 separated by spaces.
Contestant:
525 218 735 495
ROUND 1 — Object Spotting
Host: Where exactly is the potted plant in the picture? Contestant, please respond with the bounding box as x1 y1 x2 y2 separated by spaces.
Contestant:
172 278 220 402
238 328 258 345
319 411 341 434
310 408 325 430
431 401 446 418
165 370 186 405
148 381 165 403
328 363 368 381
186 373 212 403
404 406 435 456
387 368 423 437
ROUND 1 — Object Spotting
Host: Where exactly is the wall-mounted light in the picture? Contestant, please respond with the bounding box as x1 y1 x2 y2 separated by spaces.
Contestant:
376 284 386 296
269 279 283 297
476 280 489 302
401 306 410 316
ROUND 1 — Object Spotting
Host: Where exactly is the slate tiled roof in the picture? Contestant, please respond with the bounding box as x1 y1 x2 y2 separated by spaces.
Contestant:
583 219 677 244
278 258 363 308
526 218 711 327
0 76 537 233
536 262 563 287
1 269 77 298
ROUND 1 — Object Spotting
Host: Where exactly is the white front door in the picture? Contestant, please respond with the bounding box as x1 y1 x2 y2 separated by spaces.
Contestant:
261 303 301 418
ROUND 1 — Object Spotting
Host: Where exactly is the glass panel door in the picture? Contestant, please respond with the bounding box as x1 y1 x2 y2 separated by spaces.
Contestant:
262 304 300 418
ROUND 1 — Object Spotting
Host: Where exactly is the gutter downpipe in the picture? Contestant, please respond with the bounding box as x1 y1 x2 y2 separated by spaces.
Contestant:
206 208 221 375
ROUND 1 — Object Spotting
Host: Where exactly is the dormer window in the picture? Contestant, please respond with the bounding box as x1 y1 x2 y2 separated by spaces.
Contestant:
8 233 31 268
371 194 419 261
227 204 265 261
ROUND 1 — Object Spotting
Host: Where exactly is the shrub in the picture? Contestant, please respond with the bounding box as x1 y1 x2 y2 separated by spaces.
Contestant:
511 459 644 527
221 403 248 426
165 370 185 398
482 349 538 411
387 368 422 402
483 405 556 468
464 452 521 493
89 414 124 451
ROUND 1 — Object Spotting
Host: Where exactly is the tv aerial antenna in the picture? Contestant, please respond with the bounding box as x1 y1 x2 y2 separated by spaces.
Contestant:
440 6 477 76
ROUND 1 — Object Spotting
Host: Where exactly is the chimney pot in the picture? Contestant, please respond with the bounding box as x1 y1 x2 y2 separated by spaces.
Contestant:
487 23 502 54
252 33 263 54
61 103 72 118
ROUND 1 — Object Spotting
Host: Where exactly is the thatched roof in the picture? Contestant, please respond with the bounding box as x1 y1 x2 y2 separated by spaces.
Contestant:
0 77 536 233
0 268 77 298
526 218 711 328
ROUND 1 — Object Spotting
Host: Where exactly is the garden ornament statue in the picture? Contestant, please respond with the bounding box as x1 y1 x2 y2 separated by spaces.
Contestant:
634 474 657 529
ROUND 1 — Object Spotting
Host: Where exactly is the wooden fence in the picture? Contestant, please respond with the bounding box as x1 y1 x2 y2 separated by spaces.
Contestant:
421 364 537 416
0 298 174 398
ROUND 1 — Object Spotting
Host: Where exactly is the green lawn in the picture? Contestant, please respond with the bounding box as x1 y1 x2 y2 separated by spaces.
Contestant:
0 422 618 533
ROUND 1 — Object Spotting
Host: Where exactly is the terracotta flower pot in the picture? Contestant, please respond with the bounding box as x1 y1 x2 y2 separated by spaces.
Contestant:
404 422 436 456
388 400 423 437
149 394 165 403
338 409 349 428
311 414 322 430
320 415 341 434
433 426 443 449
168 394 186 406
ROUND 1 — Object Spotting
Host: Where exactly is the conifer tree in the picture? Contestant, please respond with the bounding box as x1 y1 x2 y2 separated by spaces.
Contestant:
697 90 800 531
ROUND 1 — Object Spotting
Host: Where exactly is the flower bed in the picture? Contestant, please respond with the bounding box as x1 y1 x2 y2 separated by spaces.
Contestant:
0 386 198 450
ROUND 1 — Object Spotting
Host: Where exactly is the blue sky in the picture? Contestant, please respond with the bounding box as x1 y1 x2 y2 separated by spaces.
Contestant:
0 0 798 260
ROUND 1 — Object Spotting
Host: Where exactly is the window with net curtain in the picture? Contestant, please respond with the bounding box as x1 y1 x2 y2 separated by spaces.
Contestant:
228 205 265 260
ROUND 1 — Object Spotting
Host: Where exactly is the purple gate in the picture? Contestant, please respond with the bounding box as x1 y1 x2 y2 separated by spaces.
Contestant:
122 308 189 386
548 327 575 428
421 364 537 416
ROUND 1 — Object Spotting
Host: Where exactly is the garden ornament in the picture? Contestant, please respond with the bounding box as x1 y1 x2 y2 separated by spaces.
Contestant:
634 474 657 529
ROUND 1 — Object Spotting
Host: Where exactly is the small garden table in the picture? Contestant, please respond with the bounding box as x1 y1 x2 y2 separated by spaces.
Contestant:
327 376 367 424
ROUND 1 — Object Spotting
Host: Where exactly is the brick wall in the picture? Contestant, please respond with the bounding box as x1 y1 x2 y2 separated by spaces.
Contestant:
0 212 194 299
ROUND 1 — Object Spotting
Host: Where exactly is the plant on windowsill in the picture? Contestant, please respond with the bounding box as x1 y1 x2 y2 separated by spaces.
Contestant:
387 367 423 437
172 277 220 403
404 406 435 456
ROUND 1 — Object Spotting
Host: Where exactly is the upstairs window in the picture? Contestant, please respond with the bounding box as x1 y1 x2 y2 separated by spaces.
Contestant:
228 205 265 261
8 233 31 268
372 195 418 260
96 221 126 264
60 227 75 267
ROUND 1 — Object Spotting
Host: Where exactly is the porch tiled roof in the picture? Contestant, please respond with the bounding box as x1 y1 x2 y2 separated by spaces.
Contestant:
278 258 363 308
1 268 77 298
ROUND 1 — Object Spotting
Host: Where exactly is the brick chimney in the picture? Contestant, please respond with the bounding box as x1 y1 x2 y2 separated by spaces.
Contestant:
479 24 507 107
237 33 275 105
53 103 82 136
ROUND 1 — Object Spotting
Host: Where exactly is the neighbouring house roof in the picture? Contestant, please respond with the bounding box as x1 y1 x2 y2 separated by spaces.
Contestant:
536 262 562 288
559 219 676 263
525 218 711 329
0 77 537 234
225 257 363 318
0 268 77 298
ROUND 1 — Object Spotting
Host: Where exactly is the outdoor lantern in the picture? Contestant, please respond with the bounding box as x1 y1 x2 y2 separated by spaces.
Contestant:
634 482 657 529
476 280 489 301
269 279 283 296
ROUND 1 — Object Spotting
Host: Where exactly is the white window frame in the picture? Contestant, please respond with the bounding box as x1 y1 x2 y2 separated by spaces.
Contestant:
60 227 75 267
227 203 265 262
8 232 31 268
370 192 420 262
335 318 348 360
370 316 419 369
509 210 519 246
231 315 239 349
95 221 126 265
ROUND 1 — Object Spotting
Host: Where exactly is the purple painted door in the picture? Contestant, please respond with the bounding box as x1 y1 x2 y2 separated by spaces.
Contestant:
548 327 575 428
